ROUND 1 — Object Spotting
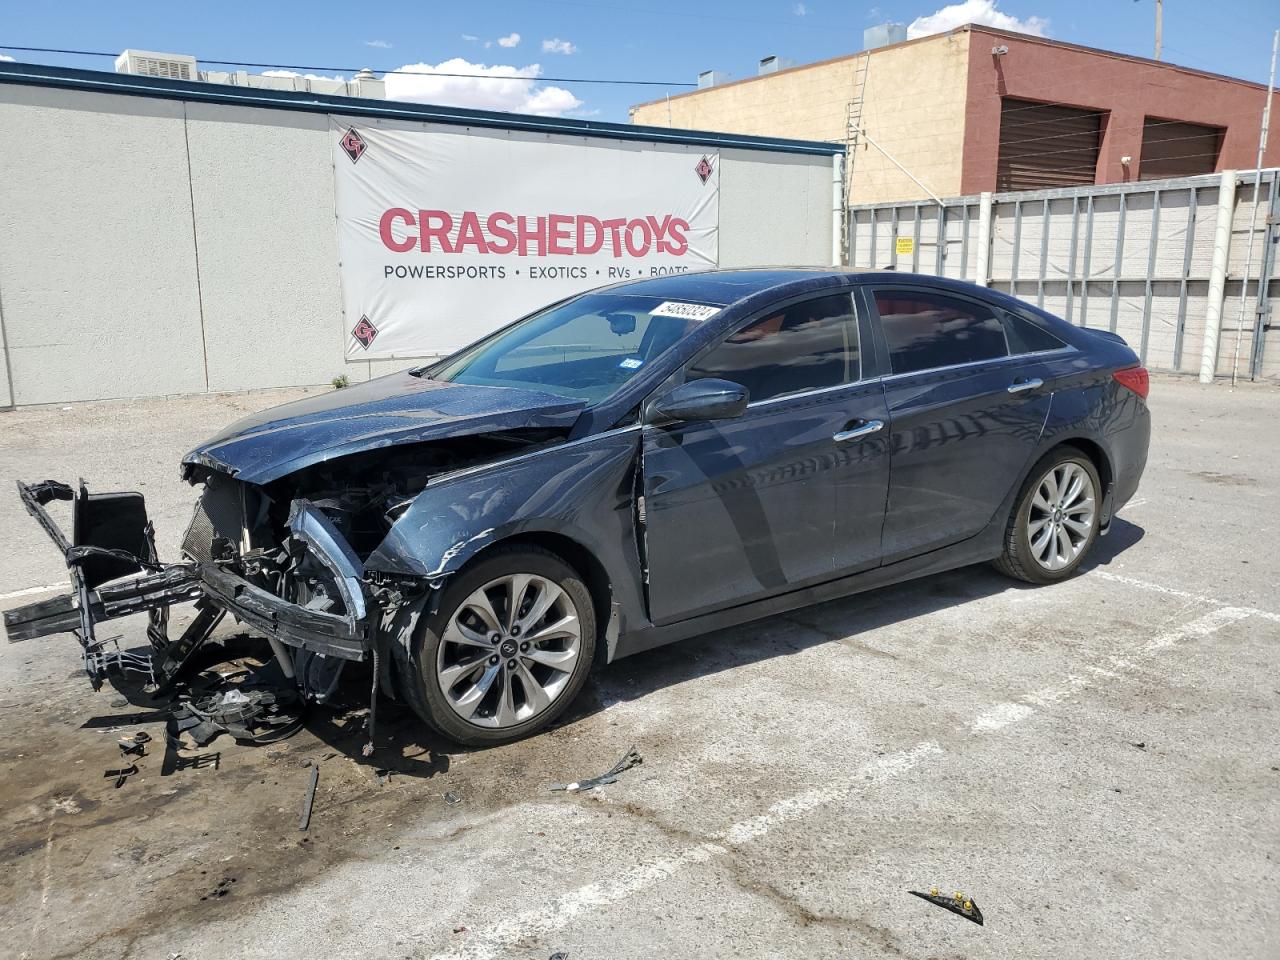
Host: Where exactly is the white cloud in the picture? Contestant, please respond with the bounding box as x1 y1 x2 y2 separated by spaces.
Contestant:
497 32 521 48
462 34 479 42
0 54 14 62
262 69 347 81
907 0 1048 39
793 3 807 15
541 38 577 55
365 39 392 49
385 58 583 116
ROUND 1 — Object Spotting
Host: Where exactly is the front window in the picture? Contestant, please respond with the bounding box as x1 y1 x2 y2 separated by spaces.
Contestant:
685 293 859 403
427 293 712 403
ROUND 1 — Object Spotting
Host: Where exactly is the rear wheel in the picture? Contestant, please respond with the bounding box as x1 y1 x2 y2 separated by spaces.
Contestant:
398 545 596 747
995 448 1101 585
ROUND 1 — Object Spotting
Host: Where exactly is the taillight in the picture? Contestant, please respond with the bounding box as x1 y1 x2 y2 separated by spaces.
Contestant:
1113 366 1149 399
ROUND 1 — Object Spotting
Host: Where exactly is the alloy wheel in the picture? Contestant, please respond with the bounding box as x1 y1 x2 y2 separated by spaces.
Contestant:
1027 461 1096 571
436 573 582 728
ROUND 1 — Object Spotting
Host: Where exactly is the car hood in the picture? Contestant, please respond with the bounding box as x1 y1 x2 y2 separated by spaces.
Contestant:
183 372 588 484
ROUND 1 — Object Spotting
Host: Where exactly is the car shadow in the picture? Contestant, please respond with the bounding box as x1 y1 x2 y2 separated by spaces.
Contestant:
562 516 1146 727
92 519 1143 775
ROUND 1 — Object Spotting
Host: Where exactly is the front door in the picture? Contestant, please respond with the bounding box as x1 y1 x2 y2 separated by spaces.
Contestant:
642 291 890 625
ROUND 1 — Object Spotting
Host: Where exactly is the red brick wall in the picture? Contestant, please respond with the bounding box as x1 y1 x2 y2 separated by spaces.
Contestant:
961 28 1280 194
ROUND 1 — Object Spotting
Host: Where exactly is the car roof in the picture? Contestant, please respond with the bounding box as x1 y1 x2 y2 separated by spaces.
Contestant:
603 267 984 306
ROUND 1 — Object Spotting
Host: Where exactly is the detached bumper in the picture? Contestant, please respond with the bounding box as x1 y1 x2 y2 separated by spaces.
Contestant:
200 563 368 661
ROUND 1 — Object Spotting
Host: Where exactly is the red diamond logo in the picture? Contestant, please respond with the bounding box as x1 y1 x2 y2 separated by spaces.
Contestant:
340 127 367 163
351 315 378 349
694 155 714 184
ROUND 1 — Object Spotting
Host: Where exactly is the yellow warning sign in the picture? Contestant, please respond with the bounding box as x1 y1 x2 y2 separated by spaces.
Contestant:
895 236 914 256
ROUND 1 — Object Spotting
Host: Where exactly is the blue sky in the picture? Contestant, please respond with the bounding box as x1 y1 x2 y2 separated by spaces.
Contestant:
1 0 1277 122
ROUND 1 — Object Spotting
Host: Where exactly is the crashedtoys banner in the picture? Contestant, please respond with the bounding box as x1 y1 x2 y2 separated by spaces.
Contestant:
333 119 720 359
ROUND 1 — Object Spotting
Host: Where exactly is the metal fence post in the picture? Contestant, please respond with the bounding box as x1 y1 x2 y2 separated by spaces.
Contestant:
975 192 993 286
1202 170 1238 383
1173 186 1198 371
1080 195 1095 327
1141 190 1161 363
1250 170 1280 379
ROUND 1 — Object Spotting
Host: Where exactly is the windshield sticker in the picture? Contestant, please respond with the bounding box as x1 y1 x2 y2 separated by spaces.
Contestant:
651 301 721 322
618 357 644 370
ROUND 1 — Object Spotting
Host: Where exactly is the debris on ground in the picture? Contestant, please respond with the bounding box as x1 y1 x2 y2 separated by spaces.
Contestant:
550 746 643 793
167 673 304 748
118 730 151 757
549 953 570 960
908 887 984 926
452 924 468 934
104 763 139 788
443 791 462 806
299 764 320 831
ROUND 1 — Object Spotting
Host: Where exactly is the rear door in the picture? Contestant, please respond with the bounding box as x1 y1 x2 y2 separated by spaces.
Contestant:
867 286 1055 564
642 291 889 625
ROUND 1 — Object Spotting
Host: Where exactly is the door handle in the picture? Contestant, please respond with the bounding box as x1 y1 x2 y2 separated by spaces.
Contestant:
1007 377 1044 394
833 419 884 442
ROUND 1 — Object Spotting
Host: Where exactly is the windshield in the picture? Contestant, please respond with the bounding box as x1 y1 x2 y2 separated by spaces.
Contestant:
427 293 716 402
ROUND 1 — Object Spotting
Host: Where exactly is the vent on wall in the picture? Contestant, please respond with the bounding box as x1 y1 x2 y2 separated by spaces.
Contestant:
114 50 198 81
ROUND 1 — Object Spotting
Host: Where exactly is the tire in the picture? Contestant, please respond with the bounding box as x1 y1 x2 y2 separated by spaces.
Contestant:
995 446 1102 585
397 545 597 747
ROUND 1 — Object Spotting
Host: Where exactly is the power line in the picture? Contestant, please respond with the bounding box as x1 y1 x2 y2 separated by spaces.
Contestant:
0 44 696 87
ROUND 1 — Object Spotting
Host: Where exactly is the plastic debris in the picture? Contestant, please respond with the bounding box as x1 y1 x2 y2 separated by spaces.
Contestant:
908 887 984 926
550 746 642 793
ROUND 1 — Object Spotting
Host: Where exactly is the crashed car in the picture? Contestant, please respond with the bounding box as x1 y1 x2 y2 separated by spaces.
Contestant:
6 269 1150 746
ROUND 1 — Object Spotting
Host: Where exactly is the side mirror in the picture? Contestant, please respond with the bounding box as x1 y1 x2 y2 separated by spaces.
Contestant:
645 378 749 425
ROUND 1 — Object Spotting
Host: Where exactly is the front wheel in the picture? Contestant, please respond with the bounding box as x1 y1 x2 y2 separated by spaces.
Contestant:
397 545 597 747
995 448 1102 585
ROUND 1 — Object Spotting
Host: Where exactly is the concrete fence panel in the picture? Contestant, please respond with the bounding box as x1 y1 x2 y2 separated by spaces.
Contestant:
849 169 1280 381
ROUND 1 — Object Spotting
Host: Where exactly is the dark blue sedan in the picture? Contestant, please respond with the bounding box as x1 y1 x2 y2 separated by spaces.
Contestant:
10 269 1150 747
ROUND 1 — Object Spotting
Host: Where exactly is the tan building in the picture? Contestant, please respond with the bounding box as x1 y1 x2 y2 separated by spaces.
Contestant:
631 25 1280 205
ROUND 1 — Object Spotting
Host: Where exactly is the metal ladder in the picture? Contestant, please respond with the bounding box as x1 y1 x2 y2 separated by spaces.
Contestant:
841 52 871 263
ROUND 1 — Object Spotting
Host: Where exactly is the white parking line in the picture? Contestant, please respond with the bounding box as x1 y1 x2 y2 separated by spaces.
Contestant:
970 606 1255 734
1092 570 1280 622
0 584 65 603
434 741 942 960
434 576 1274 960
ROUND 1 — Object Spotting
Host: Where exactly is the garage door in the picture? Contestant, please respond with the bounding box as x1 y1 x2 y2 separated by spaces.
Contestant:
1140 118 1223 180
997 98 1103 191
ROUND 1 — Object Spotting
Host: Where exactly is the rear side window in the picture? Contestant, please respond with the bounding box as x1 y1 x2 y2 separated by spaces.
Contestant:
1003 311 1067 354
873 290 1008 374
686 293 858 403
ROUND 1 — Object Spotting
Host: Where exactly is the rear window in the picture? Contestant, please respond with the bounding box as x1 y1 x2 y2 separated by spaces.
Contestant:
873 290 1008 374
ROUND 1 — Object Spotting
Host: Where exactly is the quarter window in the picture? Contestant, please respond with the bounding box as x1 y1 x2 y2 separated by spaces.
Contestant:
686 293 858 403
1003 311 1066 354
873 291 1008 374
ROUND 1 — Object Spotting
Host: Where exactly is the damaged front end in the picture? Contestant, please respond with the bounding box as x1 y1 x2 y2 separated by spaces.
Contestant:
4 428 571 708
3 374 592 748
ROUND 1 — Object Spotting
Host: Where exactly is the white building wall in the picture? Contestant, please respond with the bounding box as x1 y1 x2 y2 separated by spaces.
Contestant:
0 86 207 405
183 103 345 391
0 81 836 406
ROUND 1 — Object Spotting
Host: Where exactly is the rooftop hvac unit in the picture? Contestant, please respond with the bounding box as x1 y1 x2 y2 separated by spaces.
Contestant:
758 56 796 75
863 23 907 50
698 70 731 88
114 49 198 81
